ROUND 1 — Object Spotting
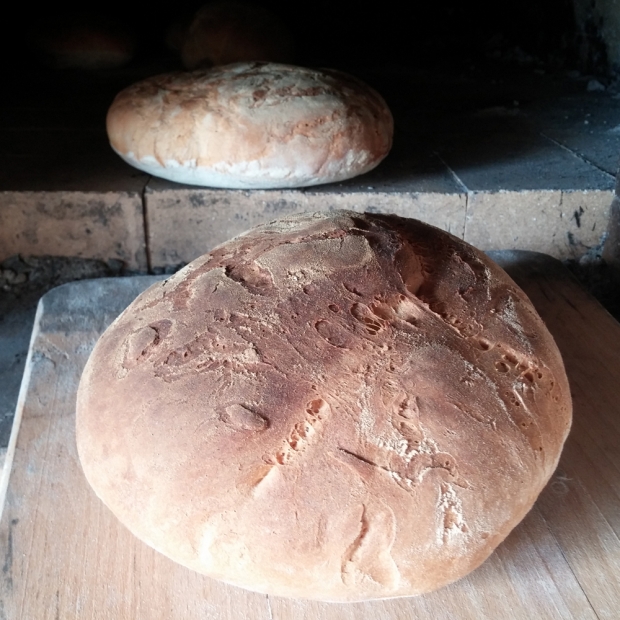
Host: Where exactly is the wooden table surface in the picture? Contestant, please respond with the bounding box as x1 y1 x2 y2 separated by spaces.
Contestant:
1 251 619 619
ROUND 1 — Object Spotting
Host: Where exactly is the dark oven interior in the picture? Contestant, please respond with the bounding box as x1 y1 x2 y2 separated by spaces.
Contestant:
2 0 611 72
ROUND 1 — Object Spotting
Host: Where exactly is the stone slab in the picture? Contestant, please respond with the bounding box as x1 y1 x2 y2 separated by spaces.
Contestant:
525 92 620 177
602 195 620 271
0 191 147 271
464 189 614 259
435 117 615 192
306 146 466 194
144 187 467 268
0 129 148 192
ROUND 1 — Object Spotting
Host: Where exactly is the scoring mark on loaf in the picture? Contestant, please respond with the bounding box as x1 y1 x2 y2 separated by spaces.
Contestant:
152 330 261 382
438 483 468 544
219 404 268 431
352 293 425 329
477 341 553 458
335 443 466 494
122 320 173 371
265 398 331 465
334 387 469 497
394 241 425 296
224 261 274 293
350 302 385 336
247 464 280 497
390 393 423 449
341 503 400 590
314 320 354 348
381 392 468 488
482 342 545 384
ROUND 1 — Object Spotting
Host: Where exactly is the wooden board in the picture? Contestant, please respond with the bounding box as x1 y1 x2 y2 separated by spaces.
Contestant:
1 252 619 619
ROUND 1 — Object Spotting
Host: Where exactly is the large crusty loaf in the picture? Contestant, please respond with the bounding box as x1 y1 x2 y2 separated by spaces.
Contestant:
106 62 393 188
76 211 571 602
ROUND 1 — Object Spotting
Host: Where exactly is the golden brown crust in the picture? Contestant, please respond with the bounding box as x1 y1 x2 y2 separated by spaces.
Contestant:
105 63 394 188
76 211 572 601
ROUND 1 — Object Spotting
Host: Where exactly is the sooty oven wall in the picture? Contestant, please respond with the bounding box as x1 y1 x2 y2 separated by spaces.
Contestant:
3 0 607 74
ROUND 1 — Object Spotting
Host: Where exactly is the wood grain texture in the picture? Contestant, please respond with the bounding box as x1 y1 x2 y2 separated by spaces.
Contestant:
1 252 619 619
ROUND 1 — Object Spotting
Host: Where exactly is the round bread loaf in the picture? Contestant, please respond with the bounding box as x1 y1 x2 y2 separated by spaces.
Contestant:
105 62 393 188
76 211 571 602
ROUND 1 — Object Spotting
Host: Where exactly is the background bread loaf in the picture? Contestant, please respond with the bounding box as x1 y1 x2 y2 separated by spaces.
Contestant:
32 14 135 69
180 1 294 69
106 62 393 188
76 211 572 602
